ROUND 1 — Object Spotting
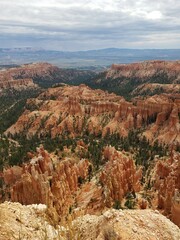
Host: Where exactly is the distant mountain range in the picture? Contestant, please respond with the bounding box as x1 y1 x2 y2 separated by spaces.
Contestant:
0 48 180 70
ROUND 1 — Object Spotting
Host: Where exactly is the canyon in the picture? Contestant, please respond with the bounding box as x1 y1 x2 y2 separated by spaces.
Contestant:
5 84 180 146
88 60 180 97
2 145 141 219
0 60 179 239
108 61 180 83
0 62 94 92
1 143 180 230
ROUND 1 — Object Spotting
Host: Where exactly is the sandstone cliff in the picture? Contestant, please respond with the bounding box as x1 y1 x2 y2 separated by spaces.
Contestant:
5 84 180 146
0 78 37 91
149 151 180 227
99 146 142 207
132 83 180 96
88 60 180 97
108 61 180 83
0 62 94 92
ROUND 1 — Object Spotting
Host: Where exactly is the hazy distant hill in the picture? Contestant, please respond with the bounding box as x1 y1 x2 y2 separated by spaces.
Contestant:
0 48 180 69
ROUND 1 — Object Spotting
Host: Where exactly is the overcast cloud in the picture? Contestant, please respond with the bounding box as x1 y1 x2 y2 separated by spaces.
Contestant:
0 0 179 50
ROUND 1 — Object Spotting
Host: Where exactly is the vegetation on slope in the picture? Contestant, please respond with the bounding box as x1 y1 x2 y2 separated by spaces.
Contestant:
0 89 41 134
86 67 179 99
3 129 168 173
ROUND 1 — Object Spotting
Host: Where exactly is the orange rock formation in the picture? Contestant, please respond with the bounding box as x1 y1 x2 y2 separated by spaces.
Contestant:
5 84 180 146
2 145 142 220
0 62 94 91
109 60 180 83
150 151 180 227
3 146 92 219
100 146 142 207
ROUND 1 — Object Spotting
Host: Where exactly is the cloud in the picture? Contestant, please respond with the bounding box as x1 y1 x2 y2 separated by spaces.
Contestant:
0 0 179 50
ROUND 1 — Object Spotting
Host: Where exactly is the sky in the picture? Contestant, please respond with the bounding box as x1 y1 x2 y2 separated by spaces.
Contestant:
0 0 180 51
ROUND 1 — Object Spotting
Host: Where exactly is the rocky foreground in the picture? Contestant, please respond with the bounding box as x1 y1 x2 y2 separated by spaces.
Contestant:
0 202 179 240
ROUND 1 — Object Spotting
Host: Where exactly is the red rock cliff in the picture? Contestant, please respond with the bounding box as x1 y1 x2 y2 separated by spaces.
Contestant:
5 85 180 146
150 151 180 227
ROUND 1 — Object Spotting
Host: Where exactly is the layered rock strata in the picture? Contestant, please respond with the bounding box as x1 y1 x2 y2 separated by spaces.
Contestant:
108 61 180 83
5 84 180 146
